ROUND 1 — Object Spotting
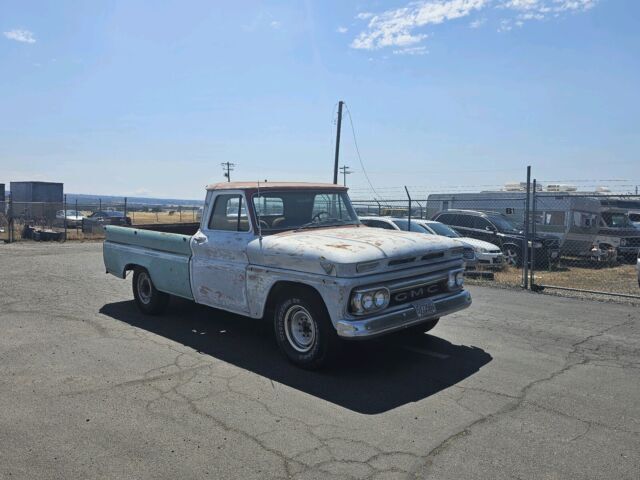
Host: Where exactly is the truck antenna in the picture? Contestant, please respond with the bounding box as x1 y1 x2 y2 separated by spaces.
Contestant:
256 180 263 243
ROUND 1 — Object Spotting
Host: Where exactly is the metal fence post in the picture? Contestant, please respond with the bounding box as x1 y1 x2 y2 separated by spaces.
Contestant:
522 166 531 289
7 196 13 243
404 186 412 229
63 194 67 241
124 197 128 219
530 179 537 288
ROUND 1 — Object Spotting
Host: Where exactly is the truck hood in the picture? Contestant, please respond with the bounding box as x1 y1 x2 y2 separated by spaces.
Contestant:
246 225 463 277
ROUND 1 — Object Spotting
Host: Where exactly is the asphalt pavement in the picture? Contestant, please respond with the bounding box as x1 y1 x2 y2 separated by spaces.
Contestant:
0 242 638 479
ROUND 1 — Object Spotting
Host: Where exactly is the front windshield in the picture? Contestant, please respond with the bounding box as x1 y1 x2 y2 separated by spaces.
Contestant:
426 222 460 238
602 212 633 228
252 191 359 232
487 215 519 232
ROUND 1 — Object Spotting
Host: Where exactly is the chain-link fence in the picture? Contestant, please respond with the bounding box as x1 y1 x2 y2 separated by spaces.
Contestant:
0 196 203 242
352 186 640 302
529 192 640 299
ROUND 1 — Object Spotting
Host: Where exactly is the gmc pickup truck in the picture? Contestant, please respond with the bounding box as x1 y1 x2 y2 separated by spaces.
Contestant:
103 182 471 368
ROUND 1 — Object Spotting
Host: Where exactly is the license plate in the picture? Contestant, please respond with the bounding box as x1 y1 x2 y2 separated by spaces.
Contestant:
413 298 437 318
551 251 559 258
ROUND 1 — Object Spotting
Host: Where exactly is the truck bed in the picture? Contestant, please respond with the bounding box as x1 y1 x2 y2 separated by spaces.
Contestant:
103 225 194 300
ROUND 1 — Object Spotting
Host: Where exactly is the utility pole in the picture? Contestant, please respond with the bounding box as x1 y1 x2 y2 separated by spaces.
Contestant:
221 162 235 182
339 165 352 186
333 101 344 185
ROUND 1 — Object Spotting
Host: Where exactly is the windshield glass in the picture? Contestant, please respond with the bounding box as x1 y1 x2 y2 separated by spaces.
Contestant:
426 222 460 237
487 214 519 232
602 212 633 228
252 191 359 232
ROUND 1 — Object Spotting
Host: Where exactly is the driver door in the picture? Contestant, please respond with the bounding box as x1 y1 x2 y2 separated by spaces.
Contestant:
190 192 253 315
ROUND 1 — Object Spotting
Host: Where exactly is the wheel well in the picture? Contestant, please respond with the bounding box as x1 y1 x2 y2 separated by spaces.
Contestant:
123 263 144 278
263 281 325 319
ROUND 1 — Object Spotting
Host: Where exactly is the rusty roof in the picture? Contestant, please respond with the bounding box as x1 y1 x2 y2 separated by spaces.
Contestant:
206 181 347 191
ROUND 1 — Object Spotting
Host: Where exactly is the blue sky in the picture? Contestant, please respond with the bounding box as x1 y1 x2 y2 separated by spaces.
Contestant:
1 0 638 199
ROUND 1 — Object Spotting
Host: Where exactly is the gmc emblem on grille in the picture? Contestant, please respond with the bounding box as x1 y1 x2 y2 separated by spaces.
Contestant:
393 284 440 303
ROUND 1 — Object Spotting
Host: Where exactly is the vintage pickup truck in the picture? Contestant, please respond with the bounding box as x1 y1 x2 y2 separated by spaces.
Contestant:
103 182 471 368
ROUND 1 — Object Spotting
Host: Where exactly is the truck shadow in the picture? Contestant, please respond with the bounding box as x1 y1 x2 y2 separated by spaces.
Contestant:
100 298 492 415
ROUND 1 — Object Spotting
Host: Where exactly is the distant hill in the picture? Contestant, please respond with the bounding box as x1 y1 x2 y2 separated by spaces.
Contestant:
64 193 203 207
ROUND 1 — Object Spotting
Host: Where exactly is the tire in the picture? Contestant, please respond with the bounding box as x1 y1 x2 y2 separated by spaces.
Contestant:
397 318 440 336
273 289 339 369
503 245 521 267
132 268 169 315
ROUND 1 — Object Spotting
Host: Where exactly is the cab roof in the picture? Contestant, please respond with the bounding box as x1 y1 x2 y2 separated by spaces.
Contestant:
206 181 347 191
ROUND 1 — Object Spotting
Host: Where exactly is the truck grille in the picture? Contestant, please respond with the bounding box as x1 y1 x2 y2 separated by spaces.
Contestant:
388 280 448 307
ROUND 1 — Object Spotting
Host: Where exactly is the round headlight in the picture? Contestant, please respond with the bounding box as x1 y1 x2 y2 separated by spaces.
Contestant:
374 290 388 308
362 293 374 310
455 271 464 286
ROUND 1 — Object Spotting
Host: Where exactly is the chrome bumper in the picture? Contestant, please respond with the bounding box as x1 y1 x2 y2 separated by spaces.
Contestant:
335 289 472 339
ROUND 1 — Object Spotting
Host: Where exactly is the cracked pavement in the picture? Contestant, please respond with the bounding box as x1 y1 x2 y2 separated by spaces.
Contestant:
0 242 638 479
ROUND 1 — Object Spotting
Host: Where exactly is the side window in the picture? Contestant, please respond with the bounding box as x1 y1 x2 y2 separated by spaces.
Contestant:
472 216 492 230
544 211 565 226
453 214 474 228
436 213 454 225
208 194 250 232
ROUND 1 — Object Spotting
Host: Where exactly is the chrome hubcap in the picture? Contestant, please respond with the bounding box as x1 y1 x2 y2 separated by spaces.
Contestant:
505 249 518 265
137 272 152 304
284 305 316 353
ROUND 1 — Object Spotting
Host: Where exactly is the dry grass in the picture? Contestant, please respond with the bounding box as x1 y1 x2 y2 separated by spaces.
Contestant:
467 263 639 298
128 210 198 225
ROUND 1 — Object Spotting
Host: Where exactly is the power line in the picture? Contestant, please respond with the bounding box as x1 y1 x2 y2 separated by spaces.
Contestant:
343 103 383 200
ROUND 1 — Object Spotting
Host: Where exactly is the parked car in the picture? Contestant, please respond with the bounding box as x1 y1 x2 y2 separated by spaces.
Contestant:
432 209 561 267
637 250 640 288
426 192 602 261
359 216 478 268
413 219 504 270
596 210 640 263
82 210 131 233
103 182 472 369
56 209 85 227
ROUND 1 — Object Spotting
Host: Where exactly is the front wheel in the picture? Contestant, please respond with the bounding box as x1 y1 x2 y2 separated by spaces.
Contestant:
273 291 339 369
503 246 521 267
132 268 169 315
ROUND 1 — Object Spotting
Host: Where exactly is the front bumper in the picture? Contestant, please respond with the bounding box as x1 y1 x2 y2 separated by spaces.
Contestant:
335 289 471 338
475 252 504 269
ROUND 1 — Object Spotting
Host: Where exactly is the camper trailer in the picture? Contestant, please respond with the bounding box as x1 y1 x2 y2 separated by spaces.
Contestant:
426 192 603 260
596 198 640 262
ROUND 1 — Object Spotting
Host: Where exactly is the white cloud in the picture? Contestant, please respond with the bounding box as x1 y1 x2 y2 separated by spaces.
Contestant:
393 45 428 55
350 0 599 51
351 0 488 50
337 26 348 33
269 20 281 29
3 29 36 43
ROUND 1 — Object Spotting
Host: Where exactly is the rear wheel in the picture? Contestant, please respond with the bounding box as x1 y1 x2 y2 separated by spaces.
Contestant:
504 245 521 267
273 289 339 369
132 268 169 315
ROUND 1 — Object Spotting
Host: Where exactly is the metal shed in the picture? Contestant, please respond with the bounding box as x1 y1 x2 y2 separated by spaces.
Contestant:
9 181 64 221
